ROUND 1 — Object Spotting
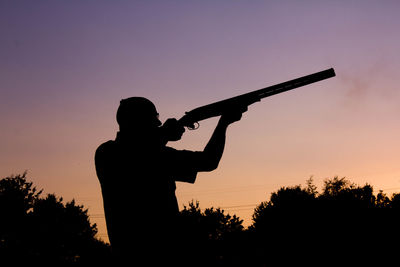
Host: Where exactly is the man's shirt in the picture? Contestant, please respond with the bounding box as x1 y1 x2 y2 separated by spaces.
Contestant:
94 131 202 249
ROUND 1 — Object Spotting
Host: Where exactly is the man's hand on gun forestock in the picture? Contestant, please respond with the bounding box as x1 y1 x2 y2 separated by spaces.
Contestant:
219 105 248 126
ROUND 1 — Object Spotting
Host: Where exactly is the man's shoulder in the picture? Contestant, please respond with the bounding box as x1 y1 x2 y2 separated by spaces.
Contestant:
96 140 117 155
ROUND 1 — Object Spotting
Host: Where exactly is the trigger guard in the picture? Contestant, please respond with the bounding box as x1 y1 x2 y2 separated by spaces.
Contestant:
187 122 200 130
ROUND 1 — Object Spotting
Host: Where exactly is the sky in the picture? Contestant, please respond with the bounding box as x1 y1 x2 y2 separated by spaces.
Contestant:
2 0 400 243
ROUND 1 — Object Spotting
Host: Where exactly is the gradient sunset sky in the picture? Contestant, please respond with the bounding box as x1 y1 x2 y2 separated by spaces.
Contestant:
2 1 400 242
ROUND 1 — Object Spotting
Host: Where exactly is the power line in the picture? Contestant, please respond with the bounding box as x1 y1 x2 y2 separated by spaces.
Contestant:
221 204 258 209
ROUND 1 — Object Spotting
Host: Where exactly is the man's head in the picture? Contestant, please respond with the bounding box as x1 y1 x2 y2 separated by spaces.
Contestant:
117 97 162 131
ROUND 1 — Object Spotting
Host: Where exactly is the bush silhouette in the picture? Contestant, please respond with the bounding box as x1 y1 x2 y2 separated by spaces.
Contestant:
178 200 245 266
0 172 111 265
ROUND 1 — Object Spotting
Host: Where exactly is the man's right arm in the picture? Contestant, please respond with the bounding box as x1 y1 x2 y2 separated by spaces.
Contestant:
197 108 246 172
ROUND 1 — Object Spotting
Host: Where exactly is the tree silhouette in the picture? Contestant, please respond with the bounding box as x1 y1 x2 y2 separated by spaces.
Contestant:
0 172 42 263
250 176 400 264
0 173 111 265
178 200 245 266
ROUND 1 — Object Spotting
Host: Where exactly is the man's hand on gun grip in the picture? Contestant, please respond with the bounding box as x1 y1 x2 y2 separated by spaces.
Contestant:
160 118 185 141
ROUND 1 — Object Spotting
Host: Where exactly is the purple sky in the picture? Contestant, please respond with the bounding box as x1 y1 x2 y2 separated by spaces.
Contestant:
2 0 400 242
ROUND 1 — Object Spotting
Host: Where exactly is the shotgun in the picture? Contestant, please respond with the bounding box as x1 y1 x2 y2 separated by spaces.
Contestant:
178 68 335 129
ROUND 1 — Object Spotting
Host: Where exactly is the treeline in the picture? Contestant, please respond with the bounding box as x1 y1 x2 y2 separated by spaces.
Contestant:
1 173 400 265
179 177 400 265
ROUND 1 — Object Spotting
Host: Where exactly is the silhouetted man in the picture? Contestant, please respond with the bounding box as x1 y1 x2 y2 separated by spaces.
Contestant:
95 97 245 265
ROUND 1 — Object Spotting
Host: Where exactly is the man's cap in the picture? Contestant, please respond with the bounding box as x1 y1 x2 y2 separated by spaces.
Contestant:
116 97 158 126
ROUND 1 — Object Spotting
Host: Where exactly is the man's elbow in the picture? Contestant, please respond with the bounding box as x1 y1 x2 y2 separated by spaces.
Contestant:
200 159 220 172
